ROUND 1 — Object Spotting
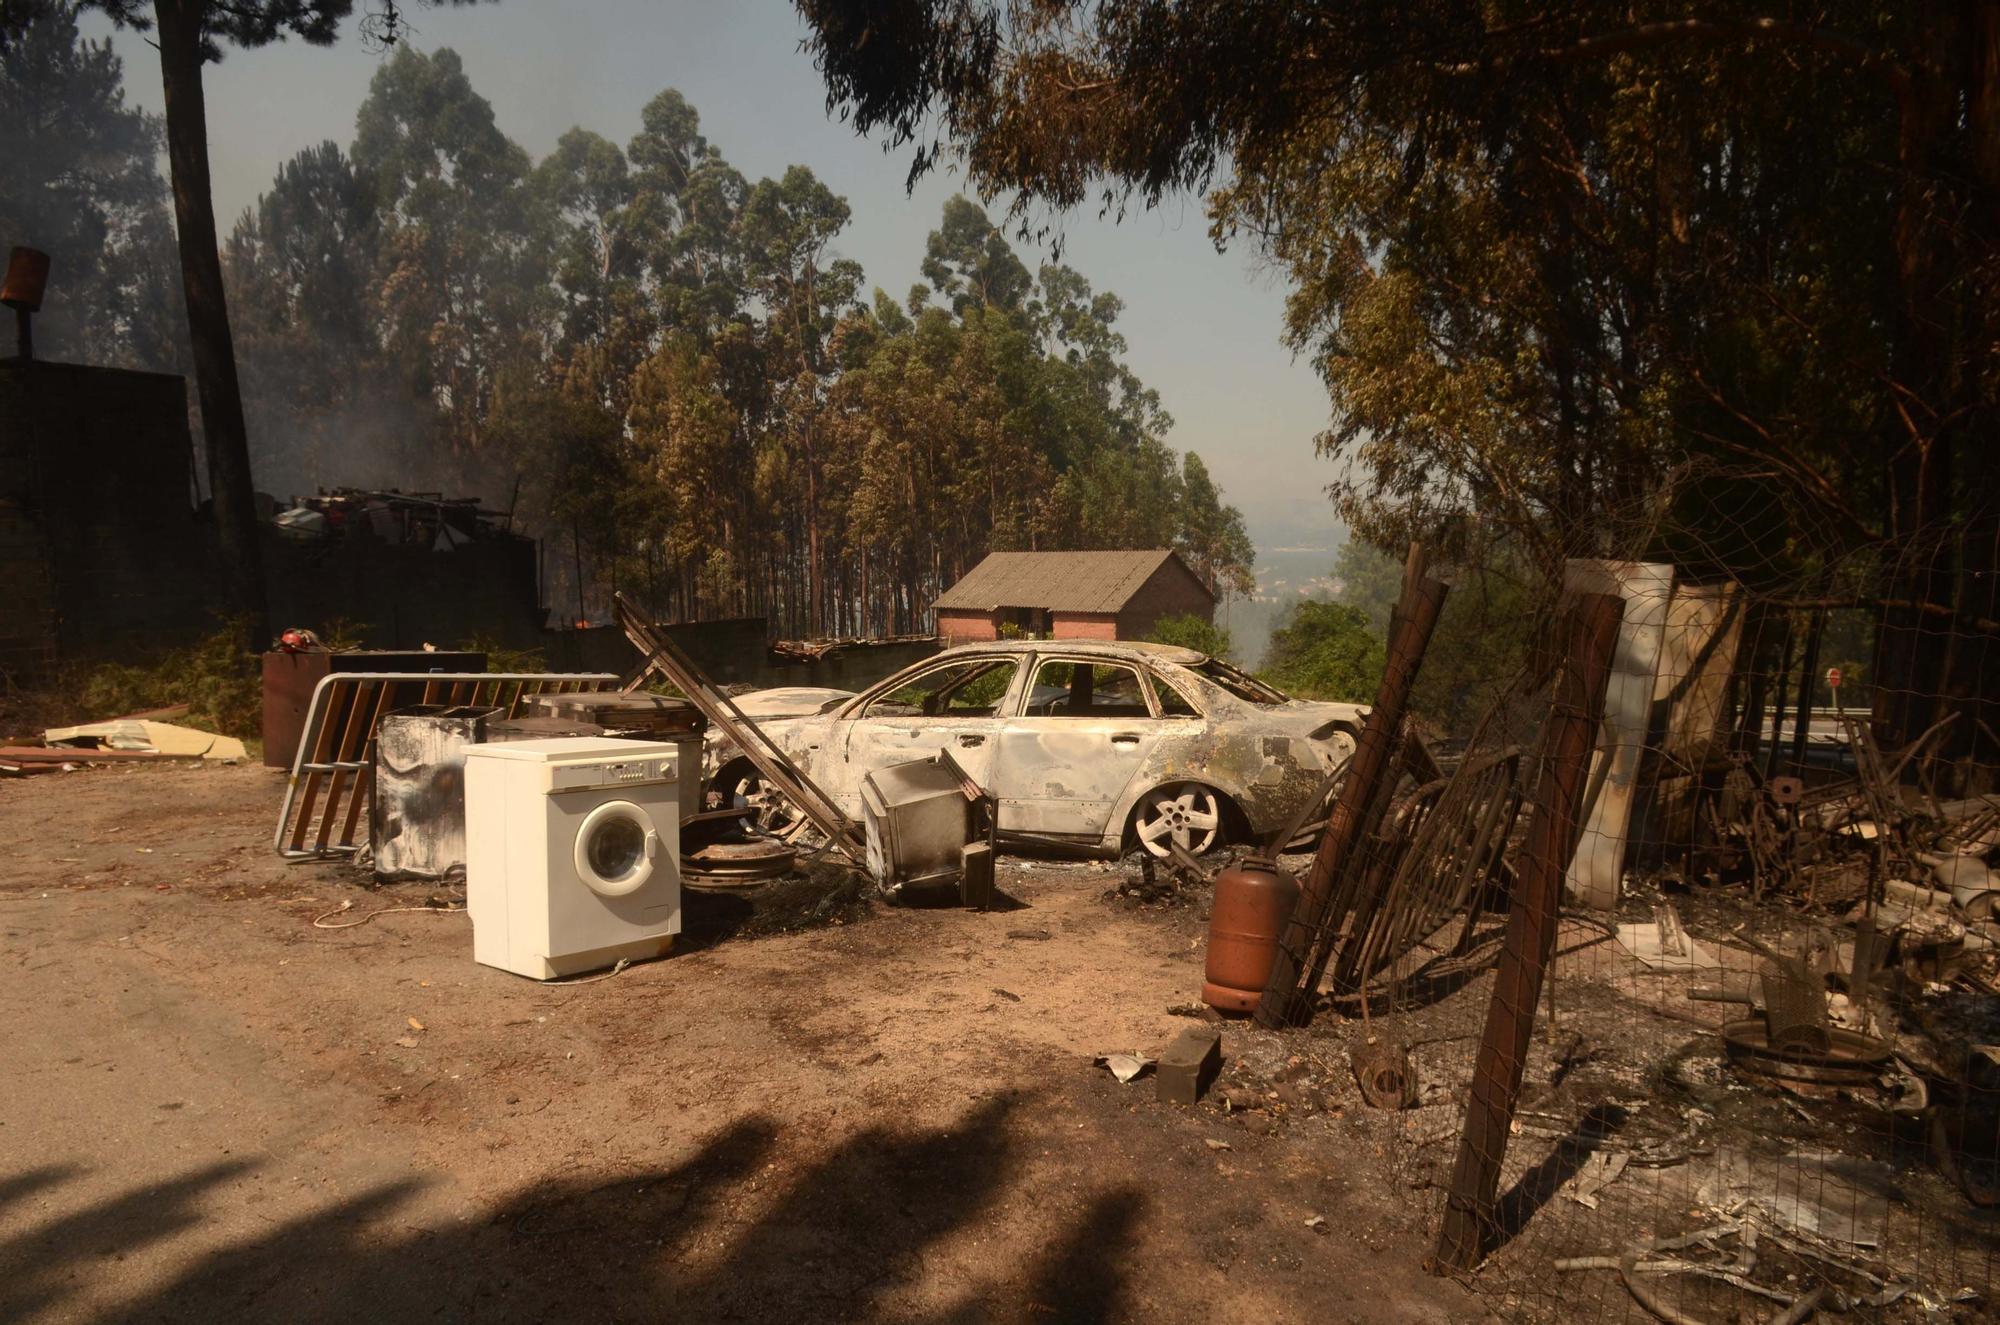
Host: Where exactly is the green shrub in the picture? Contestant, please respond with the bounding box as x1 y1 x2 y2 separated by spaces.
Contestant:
459 633 546 674
76 620 261 737
1259 601 1384 703
1146 612 1232 659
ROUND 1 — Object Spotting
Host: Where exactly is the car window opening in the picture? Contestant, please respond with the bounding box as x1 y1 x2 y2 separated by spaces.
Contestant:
1028 660 1154 719
1153 674 1201 717
867 659 1019 717
1197 658 1287 705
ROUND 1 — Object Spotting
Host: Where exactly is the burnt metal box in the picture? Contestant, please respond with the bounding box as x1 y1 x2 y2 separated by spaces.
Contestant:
1156 1027 1222 1106
960 841 995 910
521 690 706 738
860 756 973 895
262 649 485 768
370 704 501 881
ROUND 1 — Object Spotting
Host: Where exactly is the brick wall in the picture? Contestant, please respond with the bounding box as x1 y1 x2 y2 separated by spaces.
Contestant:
1116 559 1214 639
1052 612 1118 640
938 609 998 643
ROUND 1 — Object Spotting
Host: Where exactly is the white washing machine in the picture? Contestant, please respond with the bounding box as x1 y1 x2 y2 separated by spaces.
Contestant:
464 736 685 979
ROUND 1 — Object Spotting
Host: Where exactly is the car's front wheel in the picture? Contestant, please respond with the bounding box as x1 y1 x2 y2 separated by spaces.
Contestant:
1131 782 1225 858
709 758 804 835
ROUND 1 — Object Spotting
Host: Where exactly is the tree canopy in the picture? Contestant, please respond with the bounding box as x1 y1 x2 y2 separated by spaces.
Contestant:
797 0 1999 742
1259 601 1384 706
0 1 180 370
208 46 1257 635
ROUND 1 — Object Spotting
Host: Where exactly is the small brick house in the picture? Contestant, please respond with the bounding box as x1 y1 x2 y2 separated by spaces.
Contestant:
934 549 1215 644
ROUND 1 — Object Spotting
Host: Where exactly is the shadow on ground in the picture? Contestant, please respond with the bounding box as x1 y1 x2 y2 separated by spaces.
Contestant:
0 1094 1147 1324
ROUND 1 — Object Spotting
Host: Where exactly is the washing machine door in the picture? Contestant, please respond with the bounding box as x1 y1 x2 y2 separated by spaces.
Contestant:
573 800 660 897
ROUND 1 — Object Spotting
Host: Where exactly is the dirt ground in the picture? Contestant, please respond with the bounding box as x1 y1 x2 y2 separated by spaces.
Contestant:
0 761 1484 1324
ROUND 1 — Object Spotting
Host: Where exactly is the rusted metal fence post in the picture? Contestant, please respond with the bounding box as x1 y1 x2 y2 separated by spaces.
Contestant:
1431 591 1623 1274
1256 547 1450 1028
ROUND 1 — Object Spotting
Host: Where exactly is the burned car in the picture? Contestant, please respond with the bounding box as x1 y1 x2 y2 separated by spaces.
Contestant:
706 640 1364 857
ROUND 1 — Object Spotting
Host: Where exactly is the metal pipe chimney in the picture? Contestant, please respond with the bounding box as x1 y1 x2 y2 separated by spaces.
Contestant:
2 247 51 360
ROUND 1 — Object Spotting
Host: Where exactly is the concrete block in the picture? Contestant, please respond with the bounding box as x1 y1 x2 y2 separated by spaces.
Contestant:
1155 1026 1222 1105
960 841 995 910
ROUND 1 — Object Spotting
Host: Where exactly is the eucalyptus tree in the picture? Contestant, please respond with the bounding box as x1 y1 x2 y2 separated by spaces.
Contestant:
738 165 864 634
0 1 178 369
353 43 538 456
797 1 2000 751
79 0 487 642
224 140 383 485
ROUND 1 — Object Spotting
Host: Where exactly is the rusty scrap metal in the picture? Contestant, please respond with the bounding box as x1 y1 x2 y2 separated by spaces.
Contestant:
1432 591 1623 1275
612 593 868 868
521 690 705 737
1258 544 1451 1028
1720 1019 1891 1089
1351 1040 1417 1109
1333 747 1524 998
678 805 801 887
273 671 620 860
683 837 798 888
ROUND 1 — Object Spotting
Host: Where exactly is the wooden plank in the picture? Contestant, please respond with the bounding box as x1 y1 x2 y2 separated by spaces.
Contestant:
0 746 168 762
1432 593 1623 1273
336 680 397 851
1260 547 1449 1027
288 684 347 851
314 679 378 851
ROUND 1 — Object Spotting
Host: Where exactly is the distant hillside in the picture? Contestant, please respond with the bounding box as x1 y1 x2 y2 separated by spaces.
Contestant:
1221 543 1342 667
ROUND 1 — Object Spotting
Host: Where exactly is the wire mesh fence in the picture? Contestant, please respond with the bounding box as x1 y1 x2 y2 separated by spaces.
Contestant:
1297 510 2000 1321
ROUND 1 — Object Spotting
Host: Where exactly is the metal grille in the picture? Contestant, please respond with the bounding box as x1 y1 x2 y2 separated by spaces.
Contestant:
272 671 620 859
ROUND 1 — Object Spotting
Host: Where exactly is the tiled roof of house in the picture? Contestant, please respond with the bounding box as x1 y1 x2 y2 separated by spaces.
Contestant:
933 549 1210 614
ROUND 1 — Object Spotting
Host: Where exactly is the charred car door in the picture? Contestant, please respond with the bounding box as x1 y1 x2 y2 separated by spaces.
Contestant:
831 657 1021 816
990 657 1164 839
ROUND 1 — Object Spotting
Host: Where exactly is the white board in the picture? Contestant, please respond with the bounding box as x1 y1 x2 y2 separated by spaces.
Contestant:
1563 560 1675 909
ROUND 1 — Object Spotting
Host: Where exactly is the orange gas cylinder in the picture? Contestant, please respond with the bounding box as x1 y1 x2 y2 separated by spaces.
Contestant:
1201 855 1301 1014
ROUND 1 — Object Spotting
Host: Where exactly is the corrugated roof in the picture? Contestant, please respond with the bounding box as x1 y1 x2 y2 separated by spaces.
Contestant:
933 550 1212 614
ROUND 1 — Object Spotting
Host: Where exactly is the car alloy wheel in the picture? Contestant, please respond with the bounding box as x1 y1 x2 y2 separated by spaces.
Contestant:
716 763 804 835
1133 783 1223 858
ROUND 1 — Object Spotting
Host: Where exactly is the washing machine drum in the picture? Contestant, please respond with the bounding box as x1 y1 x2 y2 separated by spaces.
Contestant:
573 800 661 897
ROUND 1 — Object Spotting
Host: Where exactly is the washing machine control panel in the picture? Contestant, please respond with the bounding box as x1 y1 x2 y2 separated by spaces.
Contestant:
548 757 676 793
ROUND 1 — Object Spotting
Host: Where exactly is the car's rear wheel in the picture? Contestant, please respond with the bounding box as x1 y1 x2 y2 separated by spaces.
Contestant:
1131 782 1225 858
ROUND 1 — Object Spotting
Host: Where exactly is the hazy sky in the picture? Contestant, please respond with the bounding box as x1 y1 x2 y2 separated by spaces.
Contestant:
87 0 1346 556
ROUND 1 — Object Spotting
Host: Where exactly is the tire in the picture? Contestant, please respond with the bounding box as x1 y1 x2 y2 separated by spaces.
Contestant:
710 758 803 834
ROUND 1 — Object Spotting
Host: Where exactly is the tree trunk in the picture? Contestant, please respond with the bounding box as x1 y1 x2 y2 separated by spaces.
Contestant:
155 0 267 646
805 434 823 637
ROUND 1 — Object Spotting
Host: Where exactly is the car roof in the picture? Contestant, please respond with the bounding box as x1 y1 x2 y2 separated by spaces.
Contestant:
936 639 1208 666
